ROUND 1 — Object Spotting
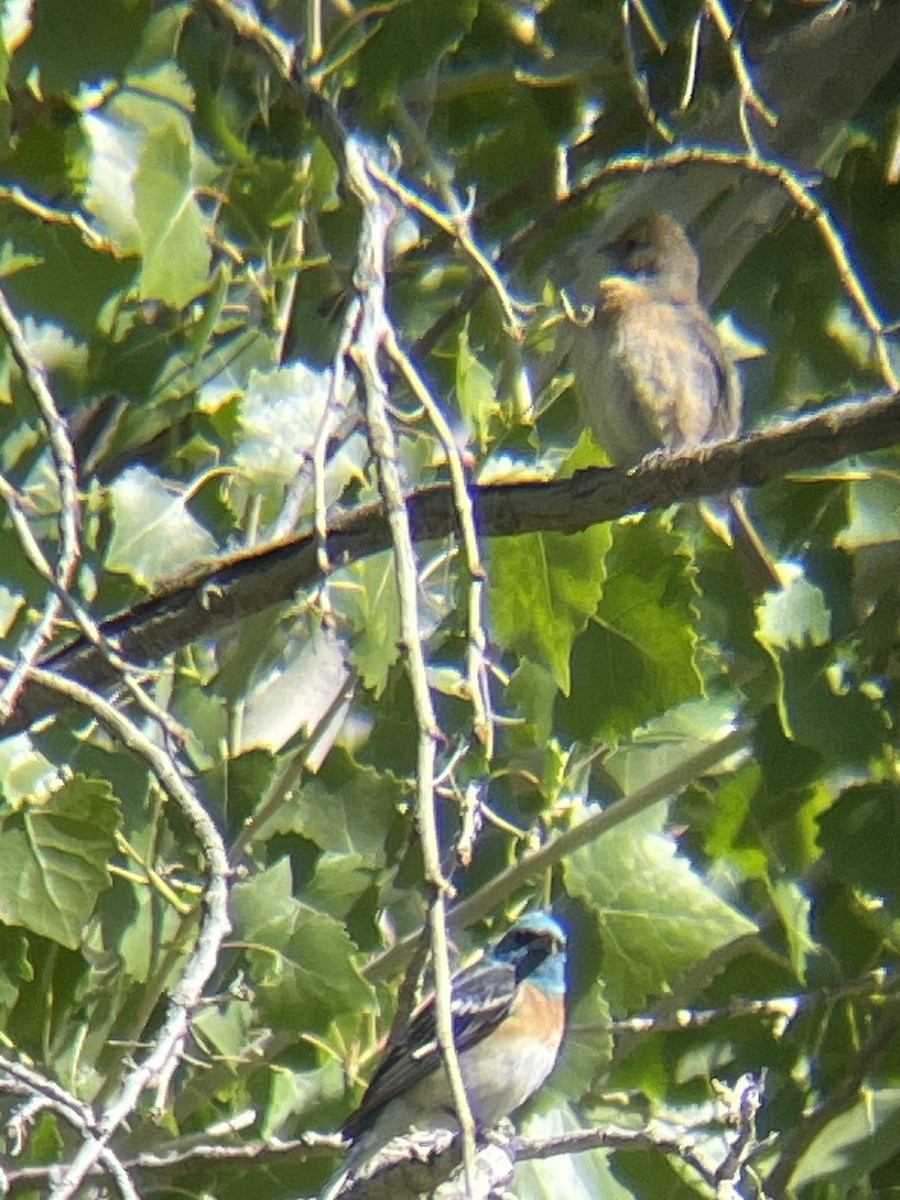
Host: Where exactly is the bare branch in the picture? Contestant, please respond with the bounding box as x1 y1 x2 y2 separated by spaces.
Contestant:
601 966 898 1037
342 135 478 1189
0 285 81 718
0 1056 139 1200
4 388 897 737
367 724 749 984
767 999 900 1195
0 659 233 1200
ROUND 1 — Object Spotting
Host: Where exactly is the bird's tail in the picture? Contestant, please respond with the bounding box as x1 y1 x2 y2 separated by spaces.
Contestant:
701 491 783 594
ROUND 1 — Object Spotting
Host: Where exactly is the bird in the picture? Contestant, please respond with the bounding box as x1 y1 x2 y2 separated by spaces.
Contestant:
568 211 781 591
321 910 567 1199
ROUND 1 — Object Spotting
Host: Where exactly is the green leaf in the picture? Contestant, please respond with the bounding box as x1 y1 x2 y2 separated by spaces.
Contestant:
106 464 217 587
0 32 11 158
233 858 375 1034
818 782 900 907
772 645 887 768
598 696 738 799
225 623 354 758
95 876 157 984
0 583 25 641
838 474 900 548
565 804 757 1012
515 1105 636 1200
17 1110 66 1169
769 877 817 983
337 552 402 697
84 64 196 254
208 748 279 840
357 0 479 108
230 362 364 526
612 1147 710 1199
14 0 150 93
506 658 561 752
551 981 613 1099
307 852 376 920
557 516 702 741
486 525 610 692
0 738 56 806
288 749 403 866
0 778 120 949
261 1058 346 1138
757 575 831 649
0 926 32 1017
0 216 135 337
235 363 330 474
791 1087 900 1191
456 325 498 450
134 118 211 305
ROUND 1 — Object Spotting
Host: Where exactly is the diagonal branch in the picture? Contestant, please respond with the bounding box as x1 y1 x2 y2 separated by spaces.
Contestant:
766 999 900 1196
2 388 898 736
366 725 749 985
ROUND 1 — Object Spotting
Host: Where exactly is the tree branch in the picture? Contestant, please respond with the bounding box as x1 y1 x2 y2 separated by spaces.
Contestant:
766 999 900 1196
2 388 898 735
0 659 233 1200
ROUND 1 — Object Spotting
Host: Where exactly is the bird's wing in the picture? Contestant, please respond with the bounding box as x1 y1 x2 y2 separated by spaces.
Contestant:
610 289 738 450
342 955 517 1138
683 302 740 440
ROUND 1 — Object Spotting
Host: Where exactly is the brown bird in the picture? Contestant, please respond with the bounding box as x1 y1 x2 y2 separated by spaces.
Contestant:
570 211 780 591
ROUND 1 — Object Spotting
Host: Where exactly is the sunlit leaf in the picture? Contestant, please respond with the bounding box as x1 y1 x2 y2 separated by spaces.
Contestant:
134 119 210 306
486 524 610 692
0 778 120 949
233 858 375 1034
565 804 758 1011
106 464 217 586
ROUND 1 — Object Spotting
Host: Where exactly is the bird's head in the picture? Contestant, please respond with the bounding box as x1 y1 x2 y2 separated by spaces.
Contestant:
493 911 567 995
603 212 701 300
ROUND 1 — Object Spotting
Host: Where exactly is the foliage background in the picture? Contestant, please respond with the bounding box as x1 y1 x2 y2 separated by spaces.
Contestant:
0 1 899 1198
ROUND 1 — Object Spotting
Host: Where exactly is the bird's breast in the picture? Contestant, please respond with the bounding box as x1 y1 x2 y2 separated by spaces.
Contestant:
455 981 565 1127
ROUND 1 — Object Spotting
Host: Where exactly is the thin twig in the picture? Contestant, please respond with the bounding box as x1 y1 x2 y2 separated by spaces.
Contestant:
514 1121 718 1188
0 284 81 718
766 999 900 1195
201 0 293 74
0 660 232 1200
0 185 111 250
228 659 359 865
0 1057 139 1200
384 331 493 755
599 965 898 1036
706 0 778 153
0 1131 345 1188
574 145 899 390
315 301 361 584
621 0 675 144
273 171 310 366
0 470 188 745
417 142 898 396
343 137 478 1190
367 724 750 983
369 159 526 338
367 124 507 758
198 0 897 398
713 1075 766 1193
678 13 703 112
